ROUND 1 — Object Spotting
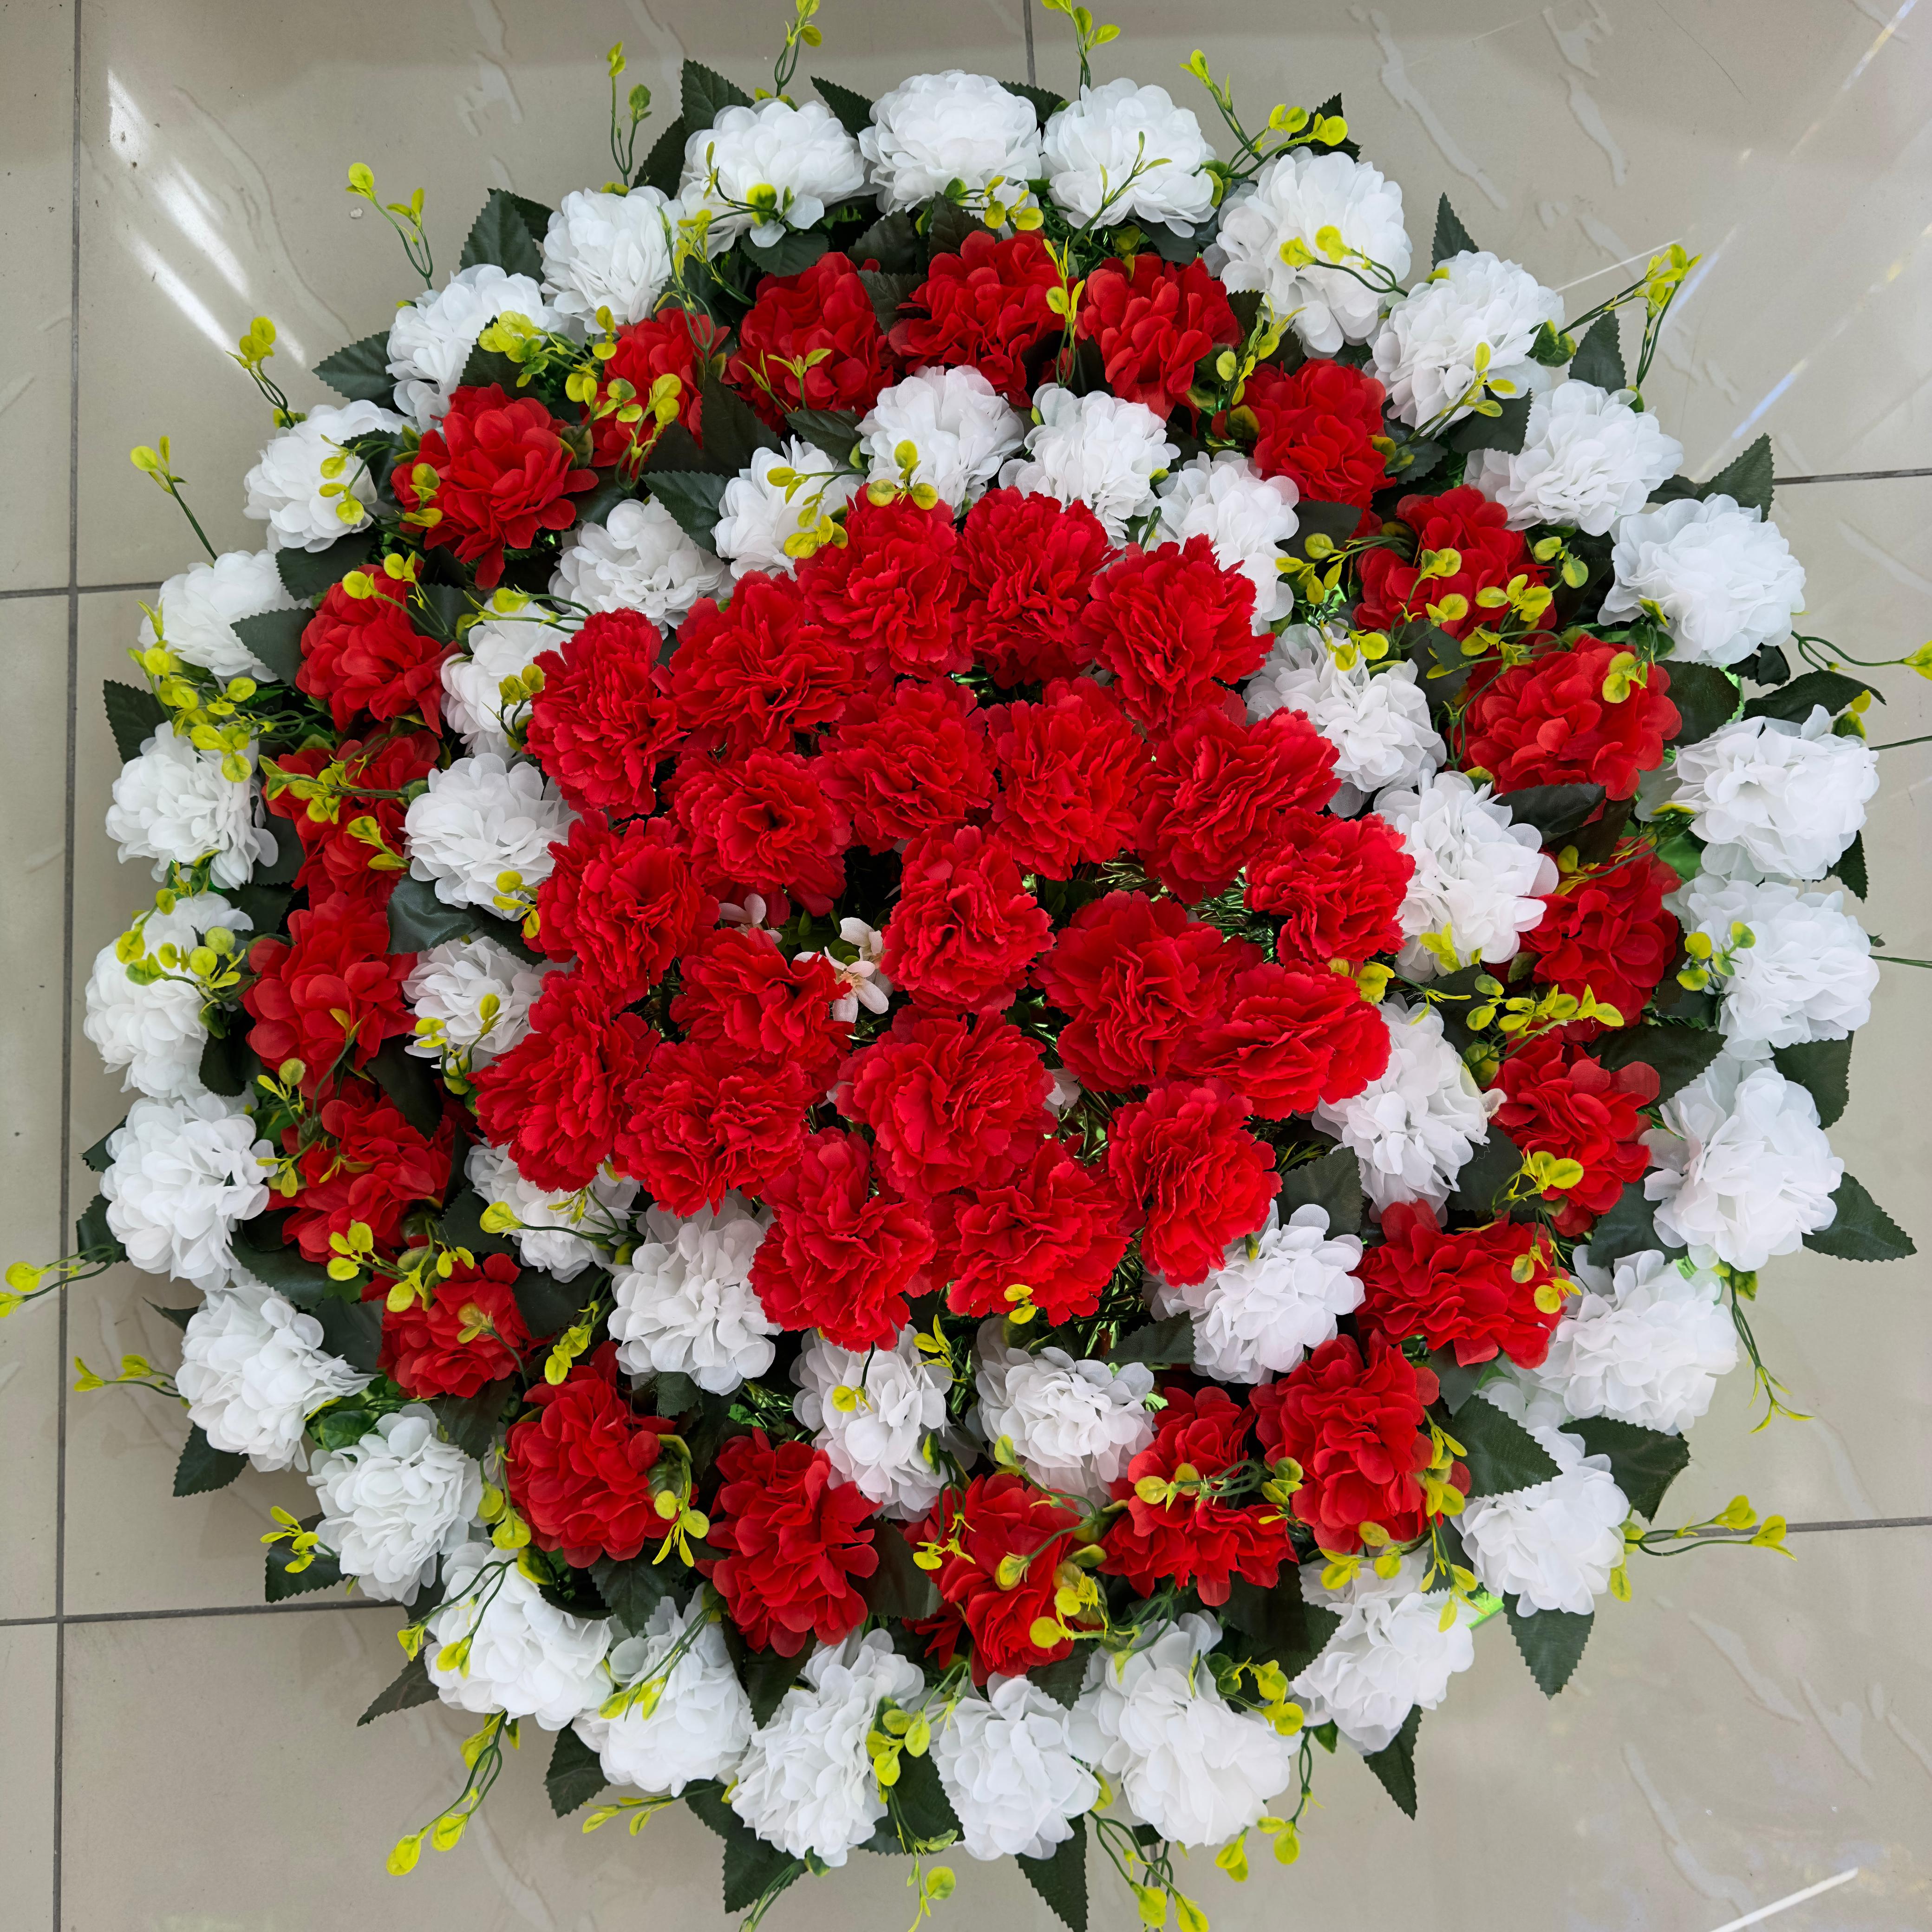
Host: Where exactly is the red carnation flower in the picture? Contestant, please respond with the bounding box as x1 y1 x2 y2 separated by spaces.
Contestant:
613 1037 812 1215
1251 1336 1450 1552
672 746 849 915
954 488 1110 686
889 230 1064 406
1035 891 1258 1092
987 677 1151 877
1081 536 1263 731
1077 254 1240 417
705 1431 877 1657
590 309 718 468
1358 1201 1564 1368
1489 1034 1659 1235
726 251 899 427
669 573 862 757
1138 704 1339 901
749 1130 937 1349
393 385 597 589
1240 359 1390 509
1108 1079 1279 1286
814 679 995 852
264 730 439 905
881 825 1051 1013
929 1141 1134 1324
379 1251 532 1400
283 1081 454 1264
1463 639 1679 802
1248 808 1414 969
671 925 851 1088
526 608 684 816
1355 487 1551 641
298 573 452 735
1521 848 1681 1024
470 971 657 1192
506 1351 681 1564
839 1009 1053 1202
243 891 413 1091
799 491 962 680
1179 960 1390 1117
914 1475 1085 1682
536 816 712 1004
1101 1385 1288 1605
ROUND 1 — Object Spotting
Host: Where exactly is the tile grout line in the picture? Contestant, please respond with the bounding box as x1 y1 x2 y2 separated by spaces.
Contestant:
1776 467 1932 484
0 581 163 602
1024 0 1036 86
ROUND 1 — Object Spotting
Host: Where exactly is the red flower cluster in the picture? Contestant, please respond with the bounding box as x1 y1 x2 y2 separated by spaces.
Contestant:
379 1251 530 1400
1490 1036 1659 1234
890 230 1063 405
536 816 712 1002
728 251 899 426
1076 254 1240 417
282 1082 454 1264
264 730 438 905
956 490 1110 685
527 608 684 815
242 892 413 1088
1355 488 1551 640
298 574 451 734
1249 808 1413 968
1521 849 1682 1020
590 310 717 466
1240 359 1390 509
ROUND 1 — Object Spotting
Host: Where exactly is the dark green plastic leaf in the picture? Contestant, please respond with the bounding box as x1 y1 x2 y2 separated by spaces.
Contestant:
1698 434 1773 514
1569 1416 1690 1520
1427 1350 1499 1416
1741 668 1879 725
457 342 526 394
367 1036 441 1137
811 75 875 138
742 1644 813 1725
359 1652 437 1724
1017 1814 1088 1932
683 59 753 131
274 529 375 603
643 470 730 548
1144 220 1206 265
314 1298 384 1375
1362 1704 1420 1818
848 209 922 274
546 1725 608 1817
1568 313 1626 391
511 1267 584 1341
1452 1396 1560 1499
1583 1179 1676 1267
147 1299 195 1332
590 1552 677 1633
1504 1597 1593 1696
1803 1172 1916 1262
74 1193 124 1264
1029 1648 1089 1711
1446 392 1531 456
862 1524 941 1621
1740 642 1791 687
431 1380 514 1460
313 330 397 406
573 472 638 530
999 79 1066 129
1771 1036 1852 1129
785 407 863 466
637 114 688 198
1493 783 1606 844
81 1123 122 1173
437 1187 516 1260
1663 662 1740 747
174 1423 248 1497
1590 1025 1723 1102
1110 1313 1194 1368
1283 498 1365 564
858 268 922 336
1448 1126 1523 1216
1221 1571 1343 1681
385 873 532 959
233 1215 335 1299
229 607 308 684
1275 1145 1363 1235
724 1829 804 1916
228 882 293 935
888 1748 961 1847
266 1528 344 1602
699 375 782 474
1832 830 1867 901
458 188 551 279
104 681 167 763
1432 194 1476 264
198 1030 248 1098
741 228 831 277
927 200 991 261
653 1369 700 1418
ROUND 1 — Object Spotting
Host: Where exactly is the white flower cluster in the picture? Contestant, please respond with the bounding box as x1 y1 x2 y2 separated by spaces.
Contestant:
934 1676 1099 1862
861 72 1043 215
309 1405 482 1601
680 98 867 249
101 1094 271 1291
552 498 727 623
105 722 275 890
467 1141 638 1284
541 185 675 326
386 265 563 430
794 1325 955 1520
427 1544 612 1730
242 401 401 551
141 549 296 681
1472 381 1683 535
440 617 563 757
1373 251 1562 430
862 366 1025 511
974 1322 1155 1504
609 1197 777 1394
1154 452 1299 627
405 937 552 1070
713 438 863 578
1002 384 1177 539
1042 80 1216 234
403 753 574 911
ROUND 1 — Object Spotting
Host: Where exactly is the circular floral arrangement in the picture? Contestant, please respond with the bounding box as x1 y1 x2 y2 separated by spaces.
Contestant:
14 6 1921 1925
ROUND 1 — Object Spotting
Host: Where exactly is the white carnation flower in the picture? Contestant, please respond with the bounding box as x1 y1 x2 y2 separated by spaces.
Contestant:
241 400 402 551
467 1141 638 1285
1042 79 1216 234
933 1675 1100 1861
101 1093 271 1291
861 72 1044 215
1151 1202 1364 1383
859 366 1025 512
403 753 574 911
1070 1612 1293 1847
973 1321 1155 1505
140 549 297 682
1675 873 1876 1049
679 98 867 250
176 1287 369 1472
1534 1245 1737 1434
1372 251 1563 430
1000 384 1177 540
713 439 862 579
1292 1553 1479 1754
308 1405 482 1602
440 617 565 758
731 1630 927 1866
1312 999 1490 1213
1211 150 1411 353
540 185 676 326
610 1196 777 1394
1599 494 1805 668
85 893 253 1101
387 264 563 431
427 1544 612 1730
1644 1056 1842 1272
551 496 727 623
795 1325 955 1520
1666 706 1878 881
573 1596 755 1797
105 722 276 890
405 937 551 1070
1246 626 1444 809
1378 770 1559 978
1153 452 1299 626
1470 381 1683 535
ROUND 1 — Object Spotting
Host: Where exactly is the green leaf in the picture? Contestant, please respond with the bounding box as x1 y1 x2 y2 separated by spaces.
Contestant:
652 1369 700 1418
431 1379 514 1460
437 1186 516 1260
254 822 304 886
636 113 688 198
1770 1036 1852 1129
858 268 923 336
1493 783 1605 844
1568 313 1626 391
1590 1025 1723 1102
1832 830 1867 901
1447 1126 1522 1217
1583 1179 1675 1268
811 74 875 138
573 472 638 530
1432 194 1476 265
73 1193 124 1265
1568 1416 1690 1520
266 1525 344 1602
174 1423 248 1497
643 470 729 549
104 680 167 763
1110 1313 1194 1368
741 1644 813 1725
589 1551 677 1634
785 407 863 466
81 1123 123 1173
274 529 375 603
888 1748 961 1846
1451 1395 1560 1499
683 59 753 131
1275 1145 1363 1235
545 1725 607 1817
1361 1704 1421 1818
1426 1350 1498 1416
228 881 293 935
458 188 551 280
1220 1571 1342 1681
314 1298 385 1375
927 200 991 262
1804 1172 1916 1263
848 209 922 274
233 1214 335 1300
147 1300 195 1331
1446 392 1531 456
724 1825 804 1916
1283 498 1366 564
741 227 831 277
861 1524 941 1621
198 1029 248 1099
1144 221 1206 265
1741 668 1880 725
457 341 527 394
1698 434 1773 515
699 375 781 475
1504 1597 1592 1697
359 1652 438 1725
1028 1648 1089 1711
367 1036 441 1137
313 330 397 406
1018 1814 1087 1932
511 1266 584 1341
999 79 1066 129
385 873 533 959
1664 662 1742 746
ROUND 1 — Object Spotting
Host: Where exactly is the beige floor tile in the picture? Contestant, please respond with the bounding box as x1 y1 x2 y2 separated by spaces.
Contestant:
0 0 74 592
0 1621 56 1919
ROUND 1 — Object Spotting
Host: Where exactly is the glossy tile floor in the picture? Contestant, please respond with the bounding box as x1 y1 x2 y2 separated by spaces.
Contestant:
2 0 1929 1926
